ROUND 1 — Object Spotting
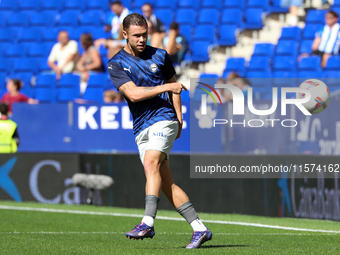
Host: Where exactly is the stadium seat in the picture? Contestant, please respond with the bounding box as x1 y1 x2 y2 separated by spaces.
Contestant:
87 0 109 10
247 0 269 11
64 0 86 11
37 58 51 72
57 87 80 102
0 59 12 74
0 29 16 43
0 72 7 86
17 27 42 43
87 74 108 88
98 46 108 58
246 71 272 87
68 27 84 41
323 71 340 87
299 40 313 54
4 45 24 58
154 9 174 27
10 72 34 87
82 87 104 102
221 9 243 28
155 0 176 9
244 8 265 30
178 0 199 9
42 28 59 42
180 25 193 44
41 0 62 11
191 40 210 63
218 25 238 46
253 43 275 57
0 15 6 28
133 0 155 8
193 25 216 44
297 56 321 71
201 0 222 9
35 74 56 87
59 74 81 87
246 71 272 79
280 26 301 41
92 30 111 40
55 11 80 26
270 0 289 13
223 57 246 76
305 9 327 24
121 0 132 9
223 0 244 8
273 71 297 87
30 12 53 27
275 40 298 56
0 0 18 11
247 56 271 72
302 24 322 40
18 0 40 11
80 11 103 26
176 9 196 26
33 87 56 102
324 56 340 70
198 9 219 25
27 43 48 58
7 12 30 27
273 56 296 71
297 71 323 78
20 84 34 98
14 59 38 73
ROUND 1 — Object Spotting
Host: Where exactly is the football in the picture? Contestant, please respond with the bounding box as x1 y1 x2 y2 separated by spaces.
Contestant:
296 79 331 114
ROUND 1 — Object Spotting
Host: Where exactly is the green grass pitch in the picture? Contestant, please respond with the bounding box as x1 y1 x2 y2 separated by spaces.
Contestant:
1 201 340 254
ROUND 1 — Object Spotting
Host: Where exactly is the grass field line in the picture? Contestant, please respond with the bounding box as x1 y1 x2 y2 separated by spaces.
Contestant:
1 205 340 234
0 231 337 236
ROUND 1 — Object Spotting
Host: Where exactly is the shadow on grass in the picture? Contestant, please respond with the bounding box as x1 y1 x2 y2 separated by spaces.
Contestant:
201 244 251 249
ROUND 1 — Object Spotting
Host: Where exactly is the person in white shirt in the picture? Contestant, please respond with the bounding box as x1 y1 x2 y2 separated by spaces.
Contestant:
312 10 340 67
47 31 78 79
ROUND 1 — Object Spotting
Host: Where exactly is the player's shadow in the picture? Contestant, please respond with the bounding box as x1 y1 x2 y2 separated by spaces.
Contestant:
200 244 251 249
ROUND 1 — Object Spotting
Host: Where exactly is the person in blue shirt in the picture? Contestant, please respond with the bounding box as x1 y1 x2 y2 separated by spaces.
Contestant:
108 13 212 249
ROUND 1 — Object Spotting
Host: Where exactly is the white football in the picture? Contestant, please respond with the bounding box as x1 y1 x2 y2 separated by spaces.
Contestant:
296 79 331 114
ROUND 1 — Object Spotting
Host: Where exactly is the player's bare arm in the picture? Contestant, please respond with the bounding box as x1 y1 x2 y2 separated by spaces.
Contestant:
118 80 187 102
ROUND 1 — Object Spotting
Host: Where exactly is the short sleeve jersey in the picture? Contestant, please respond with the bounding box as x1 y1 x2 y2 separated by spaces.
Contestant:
315 23 340 54
108 46 177 137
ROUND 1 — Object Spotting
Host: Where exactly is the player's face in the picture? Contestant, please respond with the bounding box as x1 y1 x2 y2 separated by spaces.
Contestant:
124 25 148 53
325 13 338 26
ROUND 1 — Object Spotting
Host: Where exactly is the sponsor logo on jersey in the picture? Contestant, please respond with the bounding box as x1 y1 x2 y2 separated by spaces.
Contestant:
149 63 158 73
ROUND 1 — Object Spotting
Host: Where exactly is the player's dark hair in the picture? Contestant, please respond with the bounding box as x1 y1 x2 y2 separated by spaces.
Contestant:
110 0 122 6
123 13 148 31
328 10 339 18
170 22 179 30
0 103 8 115
10 79 23 91
80 33 94 50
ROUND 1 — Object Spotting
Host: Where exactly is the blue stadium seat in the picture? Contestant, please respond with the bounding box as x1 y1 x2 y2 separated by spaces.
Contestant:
0 59 12 74
191 40 210 63
87 0 109 10
193 25 216 44
246 71 272 87
155 0 176 9
247 56 270 72
223 0 244 8
218 25 238 46
14 59 38 73
302 24 322 40
273 71 297 87
305 9 327 24
199 73 219 79
35 74 56 87
99 46 108 58
178 0 199 9
68 27 84 41
41 0 62 11
253 43 275 57
0 0 18 11
297 56 321 71
80 11 103 26
198 9 219 25
59 74 80 87
42 28 59 42
323 70 340 78
246 71 272 78
180 25 192 44
275 40 298 56
10 72 34 87
18 0 40 11
133 0 154 8
297 71 323 78
20 84 34 98
38 58 51 72
273 56 296 71
0 28 16 43
92 30 111 40
27 43 49 58
154 9 174 27
299 40 313 54
30 12 53 27
4 45 24 58
224 57 246 76
88 74 108 88
0 72 7 88
221 9 243 27
324 56 340 70
7 12 30 27
201 0 222 9
56 11 80 26
34 87 56 102
82 87 104 102
247 0 269 11
244 8 264 30
17 27 42 43
64 0 86 11
270 0 289 13
176 9 196 26
280 26 301 41
0 15 6 28
57 87 80 102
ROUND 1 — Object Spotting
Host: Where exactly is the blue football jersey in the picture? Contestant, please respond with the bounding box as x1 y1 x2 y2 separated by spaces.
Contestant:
108 46 178 137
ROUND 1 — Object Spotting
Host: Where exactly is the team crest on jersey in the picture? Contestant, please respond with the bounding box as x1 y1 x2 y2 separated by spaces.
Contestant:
149 63 158 73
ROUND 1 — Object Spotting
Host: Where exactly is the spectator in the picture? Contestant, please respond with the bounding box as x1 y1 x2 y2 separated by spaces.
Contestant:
223 74 250 102
47 31 79 80
163 22 188 64
0 103 19 153
76 33 105 82
312 10 340 67
207 77 227 104
103 90 125 103
1 79 38 114
281 0 302 26
142 3 165 48
95 1 129 58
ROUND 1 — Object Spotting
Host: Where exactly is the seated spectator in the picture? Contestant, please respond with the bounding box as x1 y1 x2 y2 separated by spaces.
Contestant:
76 33 105 82
0 103 19 153
281 0 302 26
95 1 129 58
103 90 125 103
312 10 340 67
163 22 188 64
142 3 165 49
47 31 79 79
1 79 38 114
223 73 250 102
